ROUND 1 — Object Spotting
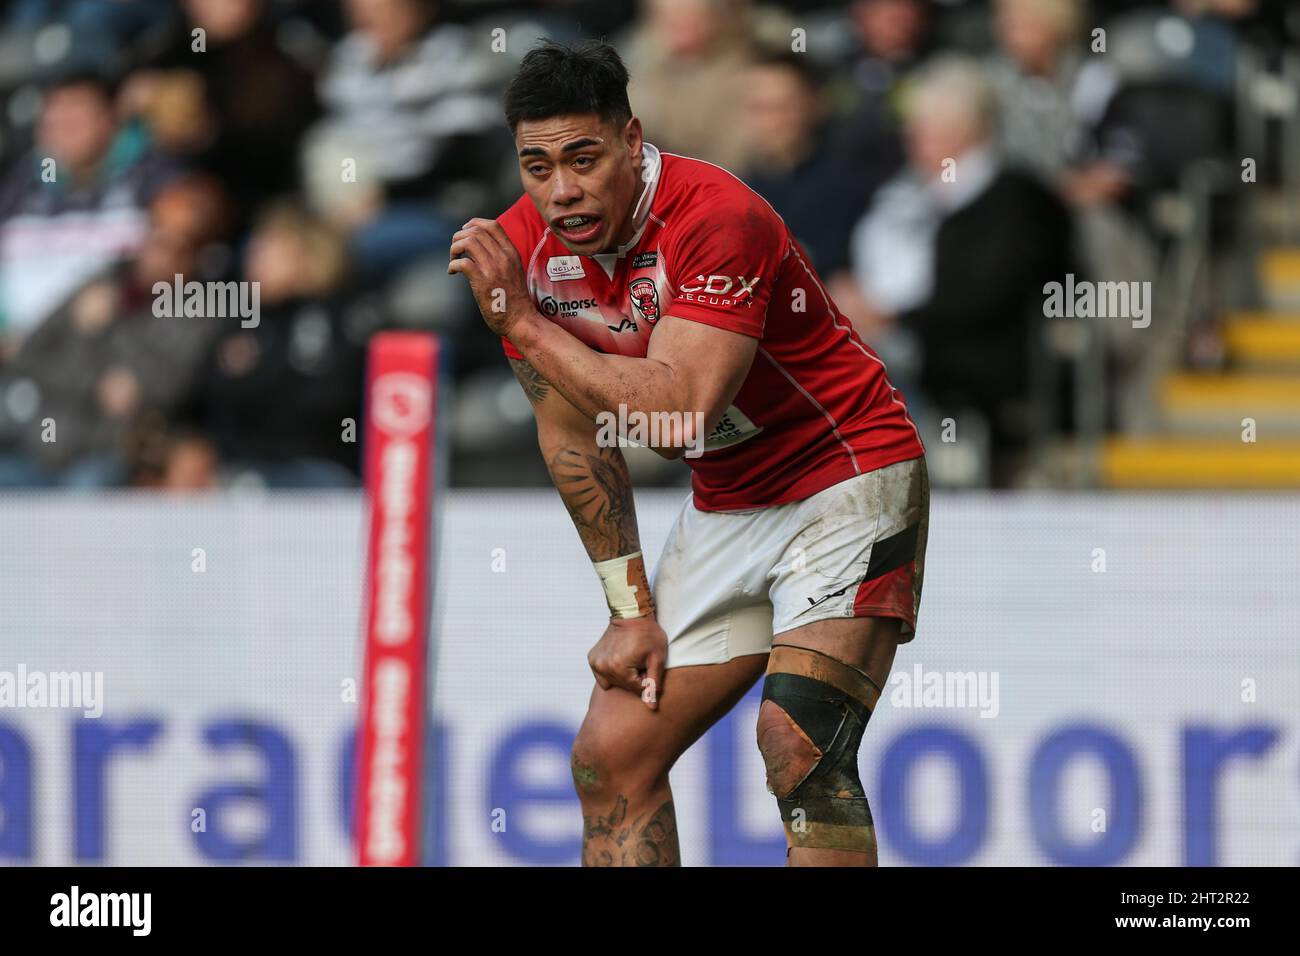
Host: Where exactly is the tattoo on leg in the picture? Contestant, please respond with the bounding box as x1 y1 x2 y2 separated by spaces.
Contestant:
628 801 678 867
571 755 601 796
581 797 680 867
582 795 628 867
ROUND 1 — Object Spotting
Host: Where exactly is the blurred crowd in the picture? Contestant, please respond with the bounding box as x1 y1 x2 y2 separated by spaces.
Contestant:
0 0 1291 490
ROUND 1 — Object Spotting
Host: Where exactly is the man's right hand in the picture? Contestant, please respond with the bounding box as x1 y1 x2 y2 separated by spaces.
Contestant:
587 615 668 711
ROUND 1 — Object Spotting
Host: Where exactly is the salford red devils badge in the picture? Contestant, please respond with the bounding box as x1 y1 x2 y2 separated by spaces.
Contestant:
628 278 661 327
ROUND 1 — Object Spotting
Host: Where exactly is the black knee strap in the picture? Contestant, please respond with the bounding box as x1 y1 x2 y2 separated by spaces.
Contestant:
761 671 874 832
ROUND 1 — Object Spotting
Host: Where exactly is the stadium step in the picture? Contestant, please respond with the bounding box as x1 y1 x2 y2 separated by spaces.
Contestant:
1100 248 1300 487
1101 437 1300 487
1157 371 1300 432
1221 311 1300 368
1259 248 1300 309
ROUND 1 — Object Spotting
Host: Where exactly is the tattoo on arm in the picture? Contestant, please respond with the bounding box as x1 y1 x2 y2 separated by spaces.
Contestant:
508 357 550 406
514 354 640 560
548 445 640 560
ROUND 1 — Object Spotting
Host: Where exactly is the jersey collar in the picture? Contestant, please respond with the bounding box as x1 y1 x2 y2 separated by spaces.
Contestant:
595 142 662 269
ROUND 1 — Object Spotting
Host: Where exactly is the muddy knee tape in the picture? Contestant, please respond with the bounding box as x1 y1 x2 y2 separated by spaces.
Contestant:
761 646 879 850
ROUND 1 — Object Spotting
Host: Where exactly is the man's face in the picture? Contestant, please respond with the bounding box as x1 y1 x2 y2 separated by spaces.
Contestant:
184 0 261 42
854 0 927 61
134 184 209 285
346 0 428 62
905 97 980 177
649 0 722 59
39 84 116 171
995 0 1063 74
515 113 643 255
742 65 816 166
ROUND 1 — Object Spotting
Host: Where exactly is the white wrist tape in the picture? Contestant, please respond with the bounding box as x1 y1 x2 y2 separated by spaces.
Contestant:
592 551 653 619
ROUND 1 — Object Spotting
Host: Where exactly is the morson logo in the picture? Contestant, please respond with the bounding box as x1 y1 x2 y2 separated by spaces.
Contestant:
370 373 431 439
540 295 598 318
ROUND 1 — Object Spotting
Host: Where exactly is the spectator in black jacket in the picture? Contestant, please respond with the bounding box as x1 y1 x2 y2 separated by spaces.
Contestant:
842 55 1073 485
827 0 934 204
738 53 872 278
182 203 366 488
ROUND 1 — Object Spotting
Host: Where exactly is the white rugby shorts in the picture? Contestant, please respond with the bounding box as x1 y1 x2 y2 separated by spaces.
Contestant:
652 456 929 669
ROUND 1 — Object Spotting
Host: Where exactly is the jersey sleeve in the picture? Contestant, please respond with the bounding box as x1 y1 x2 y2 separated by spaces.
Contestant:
660 188 788 338
494 196 538 362
501 335 524 360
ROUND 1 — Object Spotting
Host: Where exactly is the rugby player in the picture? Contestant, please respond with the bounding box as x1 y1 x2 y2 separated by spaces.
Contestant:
449 40 928 867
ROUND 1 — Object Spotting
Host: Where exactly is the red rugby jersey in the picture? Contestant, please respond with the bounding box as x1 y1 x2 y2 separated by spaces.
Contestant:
498 143 924 512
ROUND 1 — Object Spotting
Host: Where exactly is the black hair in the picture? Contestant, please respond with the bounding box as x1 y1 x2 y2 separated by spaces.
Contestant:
503 39 632 134
750 51 825 92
